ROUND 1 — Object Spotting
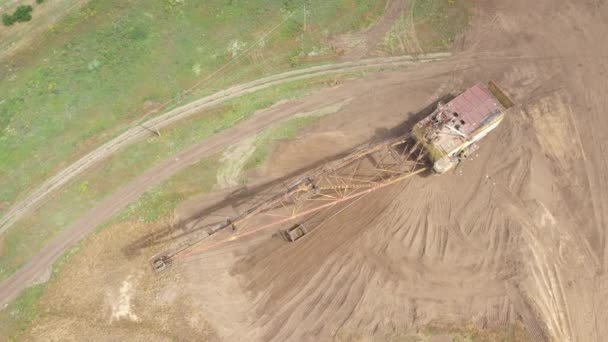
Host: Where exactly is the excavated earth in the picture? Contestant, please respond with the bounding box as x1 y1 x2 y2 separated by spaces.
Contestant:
20 0 608 341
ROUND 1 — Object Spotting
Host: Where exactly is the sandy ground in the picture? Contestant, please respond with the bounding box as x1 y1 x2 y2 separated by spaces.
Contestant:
11 0 608 340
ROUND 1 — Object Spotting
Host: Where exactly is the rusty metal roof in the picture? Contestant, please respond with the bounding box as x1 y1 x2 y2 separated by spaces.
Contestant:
412 82 509 161
445 83 504 135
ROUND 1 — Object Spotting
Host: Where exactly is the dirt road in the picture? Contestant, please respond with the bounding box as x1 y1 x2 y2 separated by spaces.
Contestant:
0 53 449 237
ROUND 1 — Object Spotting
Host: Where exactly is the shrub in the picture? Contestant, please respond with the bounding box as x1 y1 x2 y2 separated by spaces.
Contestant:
2 13 15 26
13 5 33 22
2 5 33 26
36 0 44 4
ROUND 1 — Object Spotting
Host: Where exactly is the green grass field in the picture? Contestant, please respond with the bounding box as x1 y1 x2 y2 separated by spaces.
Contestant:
0 0 384 215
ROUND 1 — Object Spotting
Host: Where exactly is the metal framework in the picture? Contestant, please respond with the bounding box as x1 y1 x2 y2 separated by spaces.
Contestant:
150 134 428 272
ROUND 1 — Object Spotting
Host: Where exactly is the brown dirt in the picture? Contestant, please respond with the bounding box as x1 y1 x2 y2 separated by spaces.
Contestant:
10 0 608 340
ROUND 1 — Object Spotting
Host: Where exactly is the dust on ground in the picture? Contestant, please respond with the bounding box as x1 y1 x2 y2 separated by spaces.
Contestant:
15 0 608 341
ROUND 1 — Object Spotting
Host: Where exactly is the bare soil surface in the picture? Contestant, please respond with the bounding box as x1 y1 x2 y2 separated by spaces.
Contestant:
8 0 608 340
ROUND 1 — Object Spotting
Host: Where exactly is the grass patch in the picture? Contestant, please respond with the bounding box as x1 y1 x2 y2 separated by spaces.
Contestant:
244 116 322 170
243 99 349 170
0 72 364 281
412 0 471 51
116 156 219 225
0 231 85 341
0 0 385 215
120 99 339 221
376 0 470 55
378 8 412 55
0 284 44 341
336 322 530 342
420 321 531 341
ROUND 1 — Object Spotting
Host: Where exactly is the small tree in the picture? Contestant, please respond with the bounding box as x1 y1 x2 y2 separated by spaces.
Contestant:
36 0 44 4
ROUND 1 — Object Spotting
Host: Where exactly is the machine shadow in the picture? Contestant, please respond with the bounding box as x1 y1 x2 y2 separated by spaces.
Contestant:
122 96 453 259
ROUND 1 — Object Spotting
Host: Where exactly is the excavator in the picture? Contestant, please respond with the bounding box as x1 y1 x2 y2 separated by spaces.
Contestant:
150 81 513 272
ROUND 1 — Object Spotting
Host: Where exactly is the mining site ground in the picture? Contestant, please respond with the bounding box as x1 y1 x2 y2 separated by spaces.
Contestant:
2 0 608 341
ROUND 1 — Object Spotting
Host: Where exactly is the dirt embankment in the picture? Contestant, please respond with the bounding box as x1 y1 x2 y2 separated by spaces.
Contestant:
13 0 608 340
